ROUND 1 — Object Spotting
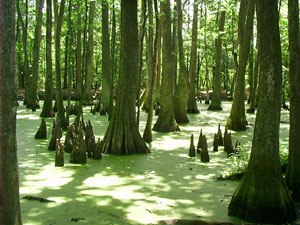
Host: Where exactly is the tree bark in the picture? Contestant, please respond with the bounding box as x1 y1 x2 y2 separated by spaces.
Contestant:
54 0 67 129
286 0 300 201
208 11 225 111
227 0 255 131
100 0 150 155
0 0 22 223
247 40 258 114
40 0 55 118
143 0 158 142
187 3 199 113
82 1 95 105
17 0 30 105
174 0 189 124
67 0 73 112
136 0 147 126
153 0 179 132
155 17 162 104
26 0 44 109
76 1 82 98
108 0 116 119
228 0 297 222
101 0 111 113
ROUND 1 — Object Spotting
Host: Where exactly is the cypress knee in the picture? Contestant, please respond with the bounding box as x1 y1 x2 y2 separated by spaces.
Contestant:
64 125 74 153
224 126 229 151
55 139 64 167
213 133 218 152
201 135 210 162
92 138 102 159
70 124 87 163
197 129 203 153
225 132 234 157
87 135 96 158
188 134 196 157
35 118 47 139
217 124 223 146
48 119 60 151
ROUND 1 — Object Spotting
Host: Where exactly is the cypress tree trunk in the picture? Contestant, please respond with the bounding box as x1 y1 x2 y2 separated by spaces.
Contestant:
286 0 300 201
101 0 111 112
143 0 158 142
174 0 189 124
76 1 82 99
155 18 162 104
0 0 22 223
54 0 67 129
247 40 258 114
227 0 255 130
17 0 30 105
26 0 44 109
63 33 68 90
101 0 150 155
66 0 73 114
109 0 116 118
40 0 55 118
247 40 254 105
153 0 179 132
82 1 95 105
208 11 225 111
228 0 297 222
136 0 147 125
187 3 199 113
204 3 210 104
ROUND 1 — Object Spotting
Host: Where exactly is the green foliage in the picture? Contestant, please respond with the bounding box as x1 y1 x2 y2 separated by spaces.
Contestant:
217 143 289 180
217 144 249 180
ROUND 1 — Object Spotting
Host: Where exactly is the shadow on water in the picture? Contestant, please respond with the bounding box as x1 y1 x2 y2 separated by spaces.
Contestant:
17 101 290 225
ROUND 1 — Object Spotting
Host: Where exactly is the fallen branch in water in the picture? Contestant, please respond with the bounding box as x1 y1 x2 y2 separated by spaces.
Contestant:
23 195 55 203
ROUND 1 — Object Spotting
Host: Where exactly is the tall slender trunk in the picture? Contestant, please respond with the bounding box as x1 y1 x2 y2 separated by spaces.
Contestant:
187 3 199 113
204 3 210 104
54 0 66 129
208 11 225 111
247 36 258 113
67 0 73 112
76 1 82 98
136 0 147 125
174 0 189 123
101 0 111 112
108 0 116 119
153 0 179 132
143 0 158 142
155 17 162 104
26 0 44 109
82 1 95 105
227 0 255 131
63 33 68 89
17 0 30 105
0 0 22 223
286 0 300 201
40 0 55 118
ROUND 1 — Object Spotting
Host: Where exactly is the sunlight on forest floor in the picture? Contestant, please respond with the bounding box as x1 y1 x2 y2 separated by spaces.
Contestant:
17 101 290 225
